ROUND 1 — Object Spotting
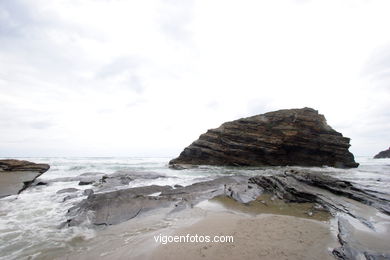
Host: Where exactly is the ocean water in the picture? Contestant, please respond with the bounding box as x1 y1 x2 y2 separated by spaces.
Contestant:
0 156 389 259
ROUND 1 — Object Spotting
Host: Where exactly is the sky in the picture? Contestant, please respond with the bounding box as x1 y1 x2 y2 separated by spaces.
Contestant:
0 0 389 157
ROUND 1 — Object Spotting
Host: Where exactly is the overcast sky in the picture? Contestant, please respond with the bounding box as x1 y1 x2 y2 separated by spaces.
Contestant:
0 0 389 157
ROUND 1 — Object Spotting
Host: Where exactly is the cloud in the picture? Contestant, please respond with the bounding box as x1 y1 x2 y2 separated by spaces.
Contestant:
363 44 390 89
158 0 194 44
0 0 390 157
96 57 145 93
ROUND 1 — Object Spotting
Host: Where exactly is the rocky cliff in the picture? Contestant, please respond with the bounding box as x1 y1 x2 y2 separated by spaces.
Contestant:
374 147 390 159
170 107 358 168
0 159 50 198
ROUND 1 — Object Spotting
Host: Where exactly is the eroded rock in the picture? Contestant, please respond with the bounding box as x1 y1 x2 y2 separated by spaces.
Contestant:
170 108 358 168
0 159 50 198
374 147 390 159
66 185 174 226
66 176 261 226
249 170 390 259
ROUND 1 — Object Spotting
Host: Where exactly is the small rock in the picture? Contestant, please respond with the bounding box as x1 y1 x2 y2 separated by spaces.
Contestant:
79 181 94 186
57 188 79 194
83 189 94 196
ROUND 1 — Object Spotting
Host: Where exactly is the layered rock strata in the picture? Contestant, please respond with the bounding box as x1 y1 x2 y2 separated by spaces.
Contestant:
170 107 358 168
0 159 50 198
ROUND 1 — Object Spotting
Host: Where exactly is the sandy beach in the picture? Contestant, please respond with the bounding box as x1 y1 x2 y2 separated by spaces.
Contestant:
150 212 336 260
56 195 337 260
58 211 337 260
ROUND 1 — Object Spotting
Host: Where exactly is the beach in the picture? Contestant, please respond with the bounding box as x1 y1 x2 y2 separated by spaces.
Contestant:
1 157 390 260
55 196 337 260
150 212 336 260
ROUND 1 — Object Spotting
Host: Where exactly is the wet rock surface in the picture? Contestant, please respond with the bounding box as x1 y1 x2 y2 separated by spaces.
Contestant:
249 170 390 260
249 170 390 215
0 159 50 198
66 176 261 226
170 107 358 168
64 167 390 259
333 218 390 260
374 147 390 159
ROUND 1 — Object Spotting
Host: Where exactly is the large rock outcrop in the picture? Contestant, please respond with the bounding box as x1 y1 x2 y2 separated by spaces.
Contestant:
65 176 260 226
249 170 390 259
0 159 50 198
170 107 358 168
374 147 390 159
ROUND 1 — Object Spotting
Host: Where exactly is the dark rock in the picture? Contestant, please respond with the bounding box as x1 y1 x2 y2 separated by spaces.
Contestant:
170 107 358 168
332 218 390 260
66 185 175 226
0 159 50 198
83 189 94 197
56 188 79 194
36 182 48 186
78 181 94 186
249 170 390 215
374 147 390 159
249 170 390 259
66 176 261 226
174 184 183 188
0 159 50 173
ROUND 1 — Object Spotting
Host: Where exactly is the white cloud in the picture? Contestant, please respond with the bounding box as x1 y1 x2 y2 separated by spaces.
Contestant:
0 0 389 157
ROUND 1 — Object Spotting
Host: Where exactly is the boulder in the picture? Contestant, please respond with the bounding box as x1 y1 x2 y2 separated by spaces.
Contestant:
0 159 50 198
170 107 358 168
374 147 390 159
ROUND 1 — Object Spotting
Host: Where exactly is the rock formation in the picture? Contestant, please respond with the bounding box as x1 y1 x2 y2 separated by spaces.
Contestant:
0 159 50 198
170 107 358 168
65 176 260 226
249 170 390 259
65 168 390 258
374 147 390 159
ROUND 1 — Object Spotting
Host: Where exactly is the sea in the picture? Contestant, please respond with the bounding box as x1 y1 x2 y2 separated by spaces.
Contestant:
0 156 389 259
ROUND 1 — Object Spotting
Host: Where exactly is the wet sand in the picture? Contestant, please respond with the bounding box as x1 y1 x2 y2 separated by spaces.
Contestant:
57 195 337 260
150 212 336 260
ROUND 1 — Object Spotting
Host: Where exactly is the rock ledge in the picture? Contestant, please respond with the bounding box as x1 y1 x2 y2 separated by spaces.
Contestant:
0 159 50 198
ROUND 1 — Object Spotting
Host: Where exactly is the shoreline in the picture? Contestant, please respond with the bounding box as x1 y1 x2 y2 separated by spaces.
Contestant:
56 196 338 260
2 157 389 259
